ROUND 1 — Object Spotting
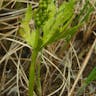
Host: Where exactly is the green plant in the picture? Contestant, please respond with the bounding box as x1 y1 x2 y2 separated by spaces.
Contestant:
77 67 96 96
19 0 94 96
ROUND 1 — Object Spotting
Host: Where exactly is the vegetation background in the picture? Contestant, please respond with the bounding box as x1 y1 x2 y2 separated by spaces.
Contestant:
0 0 96 96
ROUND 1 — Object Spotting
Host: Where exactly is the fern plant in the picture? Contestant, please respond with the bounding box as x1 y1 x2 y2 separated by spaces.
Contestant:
19 0 94 96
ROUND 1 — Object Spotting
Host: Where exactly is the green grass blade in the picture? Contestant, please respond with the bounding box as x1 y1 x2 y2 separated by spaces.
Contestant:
85 67 96 85
77 0 89 20
74 0 94 25
81 7 94 23
77 67 96 96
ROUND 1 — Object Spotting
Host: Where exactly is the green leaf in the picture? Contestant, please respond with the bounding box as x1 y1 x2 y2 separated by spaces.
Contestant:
46 23 81 46
21 4 32 33
47 1 57 18
42 0 75 46
19 4 33 46
30 30 39 48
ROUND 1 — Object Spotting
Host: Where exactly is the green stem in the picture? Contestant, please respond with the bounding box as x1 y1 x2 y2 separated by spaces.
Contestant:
29 29 40 96
36 59 42 96
29 49 38 96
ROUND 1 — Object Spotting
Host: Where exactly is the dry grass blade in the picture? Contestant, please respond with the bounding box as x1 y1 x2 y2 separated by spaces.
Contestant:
0 0 3 8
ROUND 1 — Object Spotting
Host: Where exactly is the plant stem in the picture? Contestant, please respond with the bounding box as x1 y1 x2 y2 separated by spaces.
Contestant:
36 58 42 96
29 49 38 96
